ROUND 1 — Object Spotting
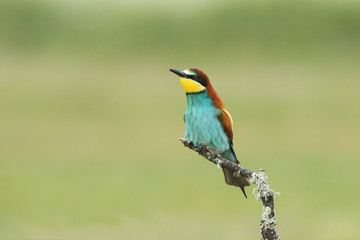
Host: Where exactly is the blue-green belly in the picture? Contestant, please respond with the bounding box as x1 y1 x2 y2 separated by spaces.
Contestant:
184 92 235 162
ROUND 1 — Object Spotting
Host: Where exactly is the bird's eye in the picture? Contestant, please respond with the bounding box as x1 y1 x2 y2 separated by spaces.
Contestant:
192 76 198 80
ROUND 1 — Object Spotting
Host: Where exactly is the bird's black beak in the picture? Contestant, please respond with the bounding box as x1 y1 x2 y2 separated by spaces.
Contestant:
170 68 187 78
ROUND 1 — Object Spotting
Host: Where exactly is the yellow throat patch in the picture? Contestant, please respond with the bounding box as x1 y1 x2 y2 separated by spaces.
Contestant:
180 78 206 93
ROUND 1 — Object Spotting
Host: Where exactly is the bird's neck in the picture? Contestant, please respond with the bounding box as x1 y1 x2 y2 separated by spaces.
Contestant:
186 91 213 109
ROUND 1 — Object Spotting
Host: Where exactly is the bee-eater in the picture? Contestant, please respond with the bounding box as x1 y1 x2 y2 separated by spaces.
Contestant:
170 68 250 197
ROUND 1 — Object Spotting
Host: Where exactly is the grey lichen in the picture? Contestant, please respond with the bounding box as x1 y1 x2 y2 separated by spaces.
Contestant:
250 169 279 202
262 206 278 230
234 169 241 177
215 158 222 169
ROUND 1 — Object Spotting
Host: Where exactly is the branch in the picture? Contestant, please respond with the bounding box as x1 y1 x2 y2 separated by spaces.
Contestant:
180 138 280 240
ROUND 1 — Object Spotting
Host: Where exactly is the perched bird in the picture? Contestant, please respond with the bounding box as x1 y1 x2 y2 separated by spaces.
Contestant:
170 68 250 197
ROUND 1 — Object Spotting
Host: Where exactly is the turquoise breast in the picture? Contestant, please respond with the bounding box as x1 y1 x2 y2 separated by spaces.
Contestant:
184 91 230 155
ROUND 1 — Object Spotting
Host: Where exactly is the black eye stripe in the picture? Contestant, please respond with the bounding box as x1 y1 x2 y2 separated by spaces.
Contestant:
186 74 207 87
195 77 207 87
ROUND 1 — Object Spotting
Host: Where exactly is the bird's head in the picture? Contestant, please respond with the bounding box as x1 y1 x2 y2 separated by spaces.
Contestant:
170 67 224 108
169 68 209 94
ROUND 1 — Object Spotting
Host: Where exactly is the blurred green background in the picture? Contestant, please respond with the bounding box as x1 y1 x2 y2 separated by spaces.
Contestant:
1 0 359 239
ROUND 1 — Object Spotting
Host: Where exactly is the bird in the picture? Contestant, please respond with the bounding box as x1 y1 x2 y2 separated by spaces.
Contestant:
170 68 250 198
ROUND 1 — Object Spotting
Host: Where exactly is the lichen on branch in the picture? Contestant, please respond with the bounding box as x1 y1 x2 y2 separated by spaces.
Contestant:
179 138 280 240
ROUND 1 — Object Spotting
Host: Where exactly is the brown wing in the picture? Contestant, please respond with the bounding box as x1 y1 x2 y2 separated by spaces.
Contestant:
218 108 233 141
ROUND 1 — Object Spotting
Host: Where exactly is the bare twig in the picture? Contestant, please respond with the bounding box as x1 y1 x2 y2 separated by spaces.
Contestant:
180 138 280 240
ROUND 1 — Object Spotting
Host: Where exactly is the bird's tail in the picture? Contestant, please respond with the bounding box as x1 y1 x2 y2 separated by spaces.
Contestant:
222 168 250 198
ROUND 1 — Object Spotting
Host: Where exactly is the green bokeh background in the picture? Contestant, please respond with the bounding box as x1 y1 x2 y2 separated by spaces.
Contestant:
1 0 359 239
